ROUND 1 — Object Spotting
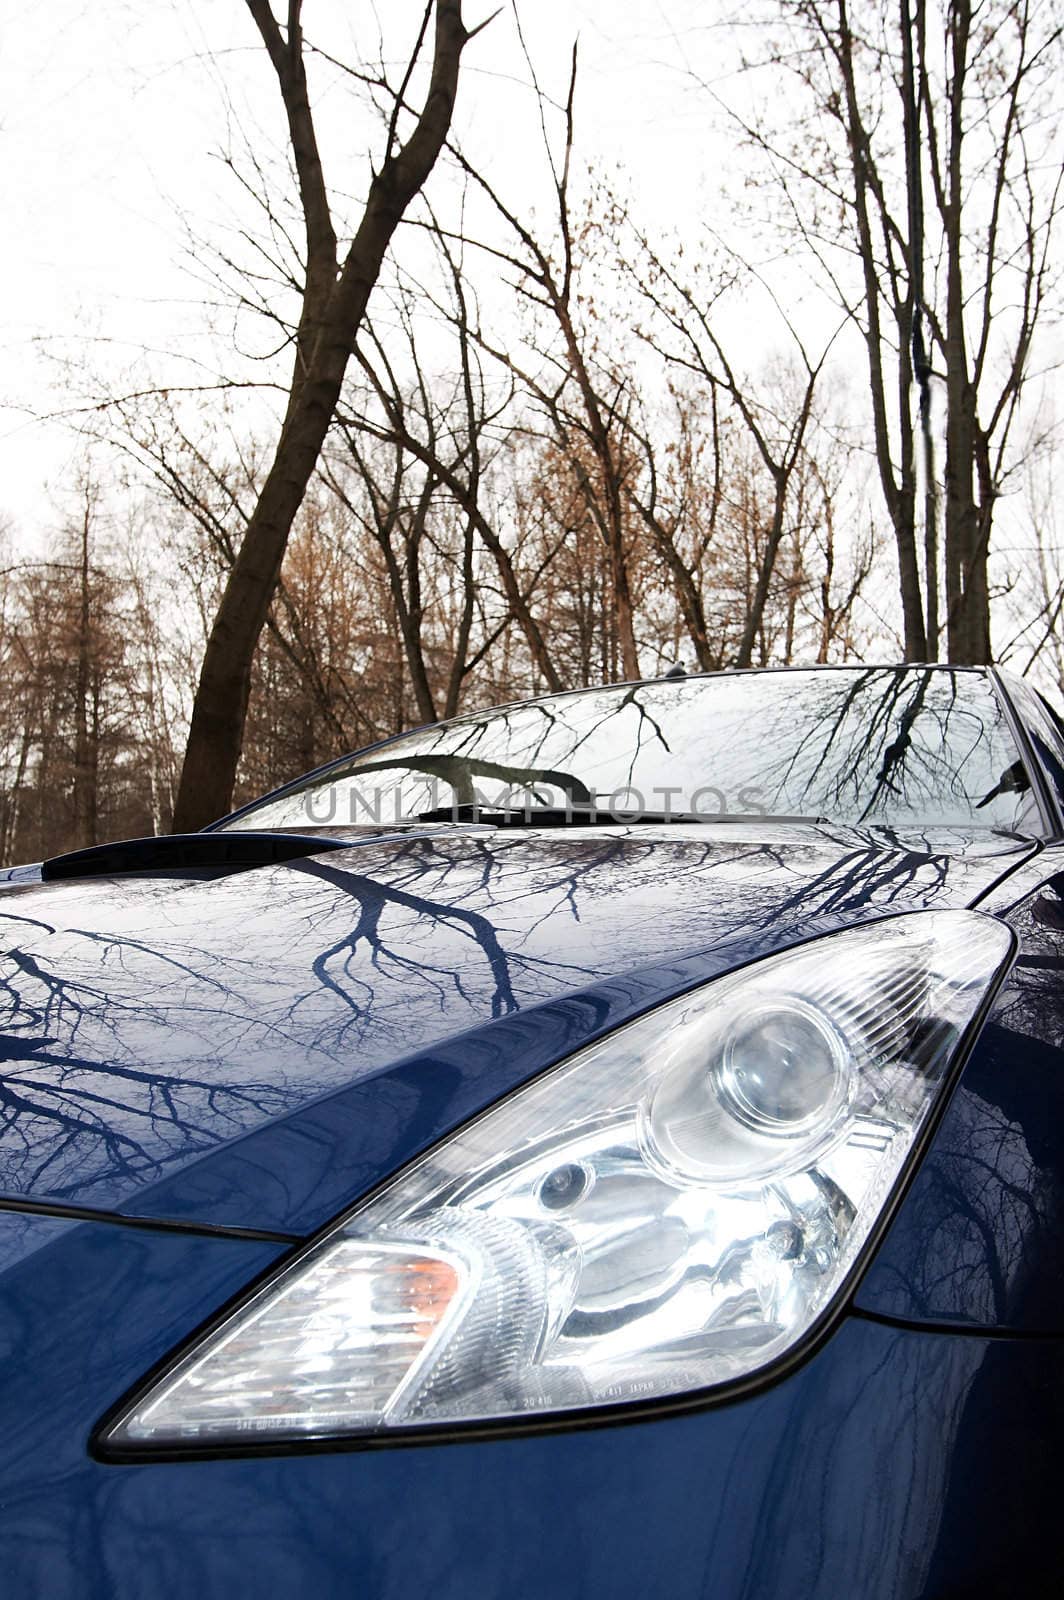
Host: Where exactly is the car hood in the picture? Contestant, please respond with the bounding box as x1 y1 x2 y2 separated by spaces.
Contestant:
0 821 1034 1235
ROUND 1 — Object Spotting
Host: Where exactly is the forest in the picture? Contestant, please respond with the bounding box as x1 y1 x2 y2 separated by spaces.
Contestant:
1 0 1061 862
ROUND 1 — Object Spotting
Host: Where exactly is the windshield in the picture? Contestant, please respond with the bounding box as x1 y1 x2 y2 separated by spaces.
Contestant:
226 666 1037 836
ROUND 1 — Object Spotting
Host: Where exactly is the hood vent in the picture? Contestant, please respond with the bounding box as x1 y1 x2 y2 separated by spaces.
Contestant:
41 832 350 882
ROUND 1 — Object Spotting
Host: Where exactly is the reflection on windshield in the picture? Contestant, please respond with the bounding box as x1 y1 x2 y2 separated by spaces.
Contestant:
229 667 1035 835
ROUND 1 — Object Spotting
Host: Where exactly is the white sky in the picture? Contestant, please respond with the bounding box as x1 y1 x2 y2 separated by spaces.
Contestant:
0 0 738 545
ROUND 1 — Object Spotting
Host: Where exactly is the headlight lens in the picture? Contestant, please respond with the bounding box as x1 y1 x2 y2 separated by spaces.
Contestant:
104 910 1011 1449
718 1002 848 1129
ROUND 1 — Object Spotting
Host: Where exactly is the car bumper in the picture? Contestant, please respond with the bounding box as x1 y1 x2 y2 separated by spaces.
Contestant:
1 1210 1060 1599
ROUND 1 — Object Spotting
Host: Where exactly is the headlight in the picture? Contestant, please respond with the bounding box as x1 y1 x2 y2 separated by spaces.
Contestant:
101 910 1011 1451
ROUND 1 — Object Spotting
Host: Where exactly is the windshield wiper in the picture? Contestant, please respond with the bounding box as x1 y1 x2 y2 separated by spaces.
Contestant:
411 804 827 828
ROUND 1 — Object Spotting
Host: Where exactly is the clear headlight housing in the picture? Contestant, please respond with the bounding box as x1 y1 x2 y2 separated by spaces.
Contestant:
103 911 1011 1449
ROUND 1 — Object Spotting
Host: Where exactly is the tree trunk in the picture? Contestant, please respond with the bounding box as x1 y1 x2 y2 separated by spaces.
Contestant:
837 0 927 660
941 0 991 664
72 503 97 849
173 1 469 830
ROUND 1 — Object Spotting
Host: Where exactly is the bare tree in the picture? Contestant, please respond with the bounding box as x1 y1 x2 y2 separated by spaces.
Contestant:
998 436 1064 694
623 225 839 668
333 252 566 711
0 510 161 862
71 479 101 849
173 0 479 831
720 0 1063 664
440 44 645 681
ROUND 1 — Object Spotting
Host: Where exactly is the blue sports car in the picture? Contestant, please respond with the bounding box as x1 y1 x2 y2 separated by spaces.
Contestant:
2 663 1063 1598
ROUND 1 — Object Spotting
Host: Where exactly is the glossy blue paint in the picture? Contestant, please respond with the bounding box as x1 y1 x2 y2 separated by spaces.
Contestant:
0 822 1027 1231
0 1207 1060 1598
856 845 1064 1331
2 664 1064 1598
0 1211 285 1593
